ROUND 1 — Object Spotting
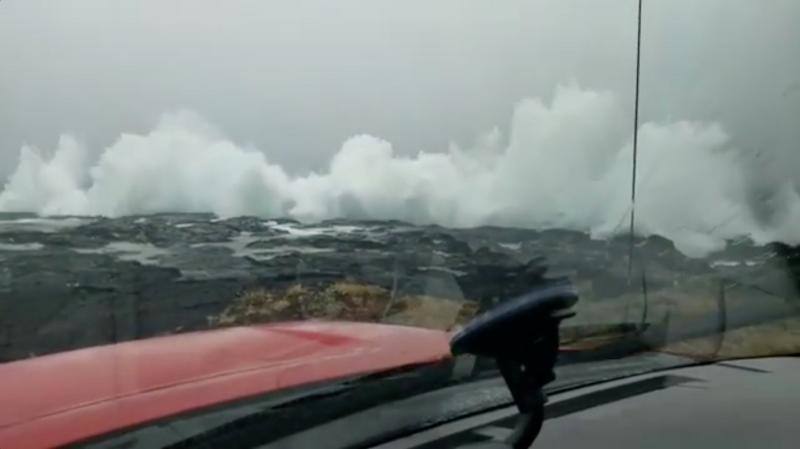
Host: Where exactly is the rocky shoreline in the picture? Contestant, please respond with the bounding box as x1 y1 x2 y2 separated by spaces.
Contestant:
1 213 797 362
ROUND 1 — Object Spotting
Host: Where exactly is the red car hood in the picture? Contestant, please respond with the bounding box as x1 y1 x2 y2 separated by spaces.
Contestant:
0 321 451 449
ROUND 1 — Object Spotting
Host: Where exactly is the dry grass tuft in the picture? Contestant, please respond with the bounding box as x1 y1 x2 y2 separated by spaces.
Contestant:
659 316 800 360
209 281 478 331
210 278 800 360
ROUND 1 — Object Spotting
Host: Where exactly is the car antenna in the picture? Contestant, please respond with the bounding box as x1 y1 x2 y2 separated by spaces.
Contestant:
627 0 644 281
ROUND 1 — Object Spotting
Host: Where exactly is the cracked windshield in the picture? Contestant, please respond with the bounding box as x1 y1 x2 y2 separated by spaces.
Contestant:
0 1 798 448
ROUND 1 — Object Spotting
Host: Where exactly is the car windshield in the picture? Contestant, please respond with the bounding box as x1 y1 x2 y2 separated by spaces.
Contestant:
1 1 799 448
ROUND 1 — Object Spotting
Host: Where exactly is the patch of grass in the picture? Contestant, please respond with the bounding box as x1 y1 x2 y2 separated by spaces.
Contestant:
209 278 799 361
659 316 800 360
208 281 479 331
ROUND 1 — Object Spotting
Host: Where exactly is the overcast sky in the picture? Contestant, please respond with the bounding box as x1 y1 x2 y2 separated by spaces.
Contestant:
1 0 798 181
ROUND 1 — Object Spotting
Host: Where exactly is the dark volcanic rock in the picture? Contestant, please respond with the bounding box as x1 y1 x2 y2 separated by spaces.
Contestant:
0 212 796 362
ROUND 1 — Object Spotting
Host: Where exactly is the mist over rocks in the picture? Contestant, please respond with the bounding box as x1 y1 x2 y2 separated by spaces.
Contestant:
2 85 798 257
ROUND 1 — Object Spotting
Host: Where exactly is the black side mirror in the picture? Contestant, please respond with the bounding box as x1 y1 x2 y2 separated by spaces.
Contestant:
450 281 578 449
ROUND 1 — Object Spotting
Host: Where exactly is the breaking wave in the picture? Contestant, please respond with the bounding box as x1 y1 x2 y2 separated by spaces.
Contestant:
1 84 797 256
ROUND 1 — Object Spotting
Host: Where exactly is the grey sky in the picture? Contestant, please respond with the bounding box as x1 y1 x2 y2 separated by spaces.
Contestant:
1 0 798 183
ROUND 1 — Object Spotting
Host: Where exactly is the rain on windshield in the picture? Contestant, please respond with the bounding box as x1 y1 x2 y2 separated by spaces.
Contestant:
0 0 799 372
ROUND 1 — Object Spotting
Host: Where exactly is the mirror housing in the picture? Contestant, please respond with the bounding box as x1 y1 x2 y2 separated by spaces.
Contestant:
450 281 578 448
